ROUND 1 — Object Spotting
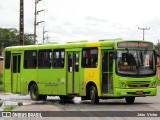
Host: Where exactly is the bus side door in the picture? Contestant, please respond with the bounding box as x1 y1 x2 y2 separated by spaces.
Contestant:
11 54 21 93
101 50 114 94
67 52 80 94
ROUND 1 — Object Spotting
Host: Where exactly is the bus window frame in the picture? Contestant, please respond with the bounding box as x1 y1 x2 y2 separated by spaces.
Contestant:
24 50 37 69
38 49 52 69
81 47 98 68
5 51 11 69
116 49 157 77
52 49 65 68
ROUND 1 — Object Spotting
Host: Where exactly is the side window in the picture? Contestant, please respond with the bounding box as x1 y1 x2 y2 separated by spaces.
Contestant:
13 56 17 73
5 51 11 69
24 50 37 69
82 48 98 68
68 54 72 72
38 49 52 68
75 53 79 72
53 49 65 68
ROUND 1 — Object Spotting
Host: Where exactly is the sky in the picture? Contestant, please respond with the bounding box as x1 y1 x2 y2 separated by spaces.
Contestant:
0 0 160 44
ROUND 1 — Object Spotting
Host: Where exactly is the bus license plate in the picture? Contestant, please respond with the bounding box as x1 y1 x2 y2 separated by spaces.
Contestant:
136 91 143 94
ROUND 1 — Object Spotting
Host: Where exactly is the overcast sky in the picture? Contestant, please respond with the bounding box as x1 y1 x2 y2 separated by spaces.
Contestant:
0 0 160 44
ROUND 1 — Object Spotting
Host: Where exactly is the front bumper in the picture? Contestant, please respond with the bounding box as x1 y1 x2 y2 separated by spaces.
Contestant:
114 88 157 97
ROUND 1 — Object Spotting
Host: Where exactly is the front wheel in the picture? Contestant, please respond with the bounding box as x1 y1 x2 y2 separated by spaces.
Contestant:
30 83 41 101
125 97 135 104
90 85 99 104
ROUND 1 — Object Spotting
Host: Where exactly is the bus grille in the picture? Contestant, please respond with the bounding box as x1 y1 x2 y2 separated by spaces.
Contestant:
128 83 150 88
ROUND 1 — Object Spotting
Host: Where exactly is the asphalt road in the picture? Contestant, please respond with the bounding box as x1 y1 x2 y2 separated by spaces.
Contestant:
1 87 160 120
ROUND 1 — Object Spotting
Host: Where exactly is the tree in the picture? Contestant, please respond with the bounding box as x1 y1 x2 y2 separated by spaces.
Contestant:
155 44 160 55
0 28 33 48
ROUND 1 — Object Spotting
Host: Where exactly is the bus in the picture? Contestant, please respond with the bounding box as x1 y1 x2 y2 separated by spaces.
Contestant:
3 39 158 104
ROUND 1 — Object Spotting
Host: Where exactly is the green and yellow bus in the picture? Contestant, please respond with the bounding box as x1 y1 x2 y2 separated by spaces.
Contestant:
3 39 158 104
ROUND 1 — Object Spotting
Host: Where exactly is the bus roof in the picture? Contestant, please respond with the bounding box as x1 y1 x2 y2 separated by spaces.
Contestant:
4 39 154 51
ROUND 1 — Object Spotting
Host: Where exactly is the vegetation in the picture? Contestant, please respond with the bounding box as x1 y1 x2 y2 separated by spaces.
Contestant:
155 44 160 55
3 106 15 112
0 28 34 48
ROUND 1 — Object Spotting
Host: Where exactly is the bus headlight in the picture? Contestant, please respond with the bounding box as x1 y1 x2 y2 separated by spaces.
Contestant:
120 82 127 88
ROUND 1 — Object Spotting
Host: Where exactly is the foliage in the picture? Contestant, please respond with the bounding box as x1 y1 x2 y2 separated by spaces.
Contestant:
0 28 34 48
3 106 15 112
155 44 160 55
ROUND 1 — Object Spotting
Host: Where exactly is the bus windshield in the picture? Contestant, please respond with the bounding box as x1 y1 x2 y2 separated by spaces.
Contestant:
117 50 156 76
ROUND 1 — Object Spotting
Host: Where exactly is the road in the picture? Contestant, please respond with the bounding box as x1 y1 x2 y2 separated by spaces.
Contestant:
0 87 160 120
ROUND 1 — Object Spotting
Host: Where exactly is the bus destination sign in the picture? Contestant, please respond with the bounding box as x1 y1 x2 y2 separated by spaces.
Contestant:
117 42 153 49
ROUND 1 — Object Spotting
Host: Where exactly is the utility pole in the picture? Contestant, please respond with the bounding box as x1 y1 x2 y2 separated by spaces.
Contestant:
19 0 24 45
43 26 48 43
34 0 44 44
138 27 150 40
34 0 37 44
46 34 50 43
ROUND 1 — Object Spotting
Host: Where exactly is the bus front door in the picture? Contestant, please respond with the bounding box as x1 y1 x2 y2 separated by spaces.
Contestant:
101 51 113 94
11 54 21 93
67 52 80 94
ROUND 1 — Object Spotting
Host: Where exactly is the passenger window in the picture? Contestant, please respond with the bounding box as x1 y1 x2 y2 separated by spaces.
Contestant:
24 50 37 69
53 49 65 68
38 49 52 68
75 53 79 72
5 51 11 69
82 48 98 68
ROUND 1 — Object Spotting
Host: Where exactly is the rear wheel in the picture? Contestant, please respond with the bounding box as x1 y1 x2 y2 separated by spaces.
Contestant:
125 97 135 104
30 83 41 101
90 85 99 104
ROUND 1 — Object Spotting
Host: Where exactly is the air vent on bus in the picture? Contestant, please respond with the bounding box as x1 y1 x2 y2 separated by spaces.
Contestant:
128 83 150 88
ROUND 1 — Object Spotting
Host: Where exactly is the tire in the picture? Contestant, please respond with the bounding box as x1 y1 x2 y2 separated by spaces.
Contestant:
30 83 41 101
90 85 99 104
125 97 135 104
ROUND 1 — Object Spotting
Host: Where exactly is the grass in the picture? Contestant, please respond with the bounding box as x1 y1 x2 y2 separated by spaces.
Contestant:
3 106 15 112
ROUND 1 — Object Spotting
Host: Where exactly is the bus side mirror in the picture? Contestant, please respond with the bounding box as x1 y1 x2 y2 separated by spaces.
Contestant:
113 51 117 59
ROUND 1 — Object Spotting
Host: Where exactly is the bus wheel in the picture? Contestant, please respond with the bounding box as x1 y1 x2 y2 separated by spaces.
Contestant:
125 97 135 104
30 83 40 101
90 85 99 104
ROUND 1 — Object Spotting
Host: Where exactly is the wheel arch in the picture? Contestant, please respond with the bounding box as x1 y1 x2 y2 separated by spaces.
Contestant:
28 81 37 93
